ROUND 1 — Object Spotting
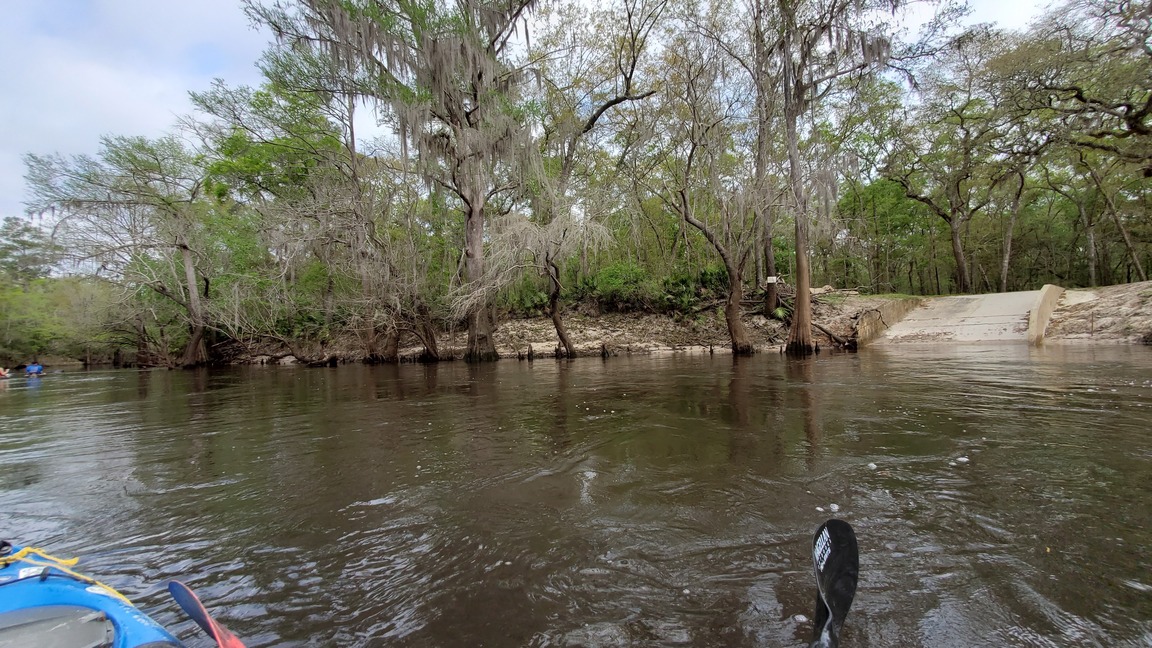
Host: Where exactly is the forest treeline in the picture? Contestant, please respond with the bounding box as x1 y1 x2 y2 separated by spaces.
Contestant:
0 0 1147 366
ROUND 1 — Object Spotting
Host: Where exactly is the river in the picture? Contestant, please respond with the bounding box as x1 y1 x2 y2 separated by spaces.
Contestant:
1 344 1150 647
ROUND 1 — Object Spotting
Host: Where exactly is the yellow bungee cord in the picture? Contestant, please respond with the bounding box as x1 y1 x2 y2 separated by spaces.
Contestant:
0 546 135 606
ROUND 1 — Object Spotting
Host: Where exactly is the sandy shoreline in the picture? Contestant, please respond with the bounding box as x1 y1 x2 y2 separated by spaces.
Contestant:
405 281 1152 362
37 282 1147 367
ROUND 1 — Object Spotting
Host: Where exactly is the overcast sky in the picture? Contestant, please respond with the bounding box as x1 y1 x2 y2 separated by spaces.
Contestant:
0 0 1046 220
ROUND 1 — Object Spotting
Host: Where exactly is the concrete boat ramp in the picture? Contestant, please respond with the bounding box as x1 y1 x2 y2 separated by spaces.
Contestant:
873 286 1066 345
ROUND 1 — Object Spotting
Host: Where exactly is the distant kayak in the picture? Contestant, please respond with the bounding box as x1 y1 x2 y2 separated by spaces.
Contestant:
0 542 183 647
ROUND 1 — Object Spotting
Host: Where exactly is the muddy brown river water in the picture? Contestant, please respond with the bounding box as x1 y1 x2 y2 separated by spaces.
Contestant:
1 344 1150 647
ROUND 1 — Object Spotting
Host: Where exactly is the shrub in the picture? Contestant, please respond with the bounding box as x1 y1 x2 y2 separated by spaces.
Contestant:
660 264 729 314
502 277 550 316
698 264 729 294
594 262 655 311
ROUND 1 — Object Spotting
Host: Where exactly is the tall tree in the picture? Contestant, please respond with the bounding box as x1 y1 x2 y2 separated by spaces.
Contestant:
190 78 447 363
1017 0 1151 170
530 0 663 358
25 136 213 366
1006 0 1151 283
759 0 930 354
0 217 58 289
625 3 762 354
0 218 66 362
245 0 539 362
884 30 1019 294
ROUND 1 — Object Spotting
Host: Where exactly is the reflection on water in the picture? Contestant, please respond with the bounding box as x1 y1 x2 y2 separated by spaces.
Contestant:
1 345 1150 647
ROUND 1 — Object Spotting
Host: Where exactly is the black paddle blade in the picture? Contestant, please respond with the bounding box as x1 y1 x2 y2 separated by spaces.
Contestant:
810 519 859 648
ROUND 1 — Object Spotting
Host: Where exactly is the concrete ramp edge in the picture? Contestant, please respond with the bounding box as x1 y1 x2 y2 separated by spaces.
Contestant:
1026 284 1066 346
856 298 925 346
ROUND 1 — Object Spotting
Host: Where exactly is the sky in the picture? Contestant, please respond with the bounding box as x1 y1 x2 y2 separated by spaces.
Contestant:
0 0 1048 220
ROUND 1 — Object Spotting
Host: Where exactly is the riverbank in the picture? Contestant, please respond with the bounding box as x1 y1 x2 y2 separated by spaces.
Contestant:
480 292 910 359
438 280 1152 361
234 281 1152 364
1044 280 1152 344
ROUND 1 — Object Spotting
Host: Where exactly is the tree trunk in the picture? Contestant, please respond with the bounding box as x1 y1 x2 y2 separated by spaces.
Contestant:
547 255 575 358
725 274 754 356
417 302 441 362
1091 169 1148 282
751 3 779 320
787 221 814 354
182 325 207 367
134 315 150 367
754 238 764 287
179 243 208 367
368 322 405 364
679 195 753 356
464 199 499 362
466 309 497 362
764 246 780 317
761 207 779 318
1081 204 1098 287
1000 173 1024 293
381 328 400 363
949 218 971 293
784 84 814 355
763 210 779 316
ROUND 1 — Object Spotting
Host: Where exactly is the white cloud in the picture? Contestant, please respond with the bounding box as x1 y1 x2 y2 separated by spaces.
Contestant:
0 0 268 217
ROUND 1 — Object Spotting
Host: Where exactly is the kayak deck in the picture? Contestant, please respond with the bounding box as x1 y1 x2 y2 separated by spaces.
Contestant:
0 544 182 648
0 605 115 648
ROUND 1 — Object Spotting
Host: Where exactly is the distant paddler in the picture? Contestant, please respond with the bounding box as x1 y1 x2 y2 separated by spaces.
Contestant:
24 361 43 377
0 367 9 379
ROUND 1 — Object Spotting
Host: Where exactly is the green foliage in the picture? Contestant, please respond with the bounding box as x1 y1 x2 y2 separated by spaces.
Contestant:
193 81 344 203
0 281 54 359
261 261 358 340
593 262 656 312
0 218 101 363
0 217 59 286
835 179 949 294
0 277 119 364
660 264 728 312
661 270 699 312
698 264 728 293
203 208 268 278
500 276 550 316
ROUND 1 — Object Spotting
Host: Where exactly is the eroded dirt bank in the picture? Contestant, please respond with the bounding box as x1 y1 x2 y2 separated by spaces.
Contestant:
29 284 1149 369
429 293 922 360
241 281 1151 364
1045 280 1152 344
448 281 1152 360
